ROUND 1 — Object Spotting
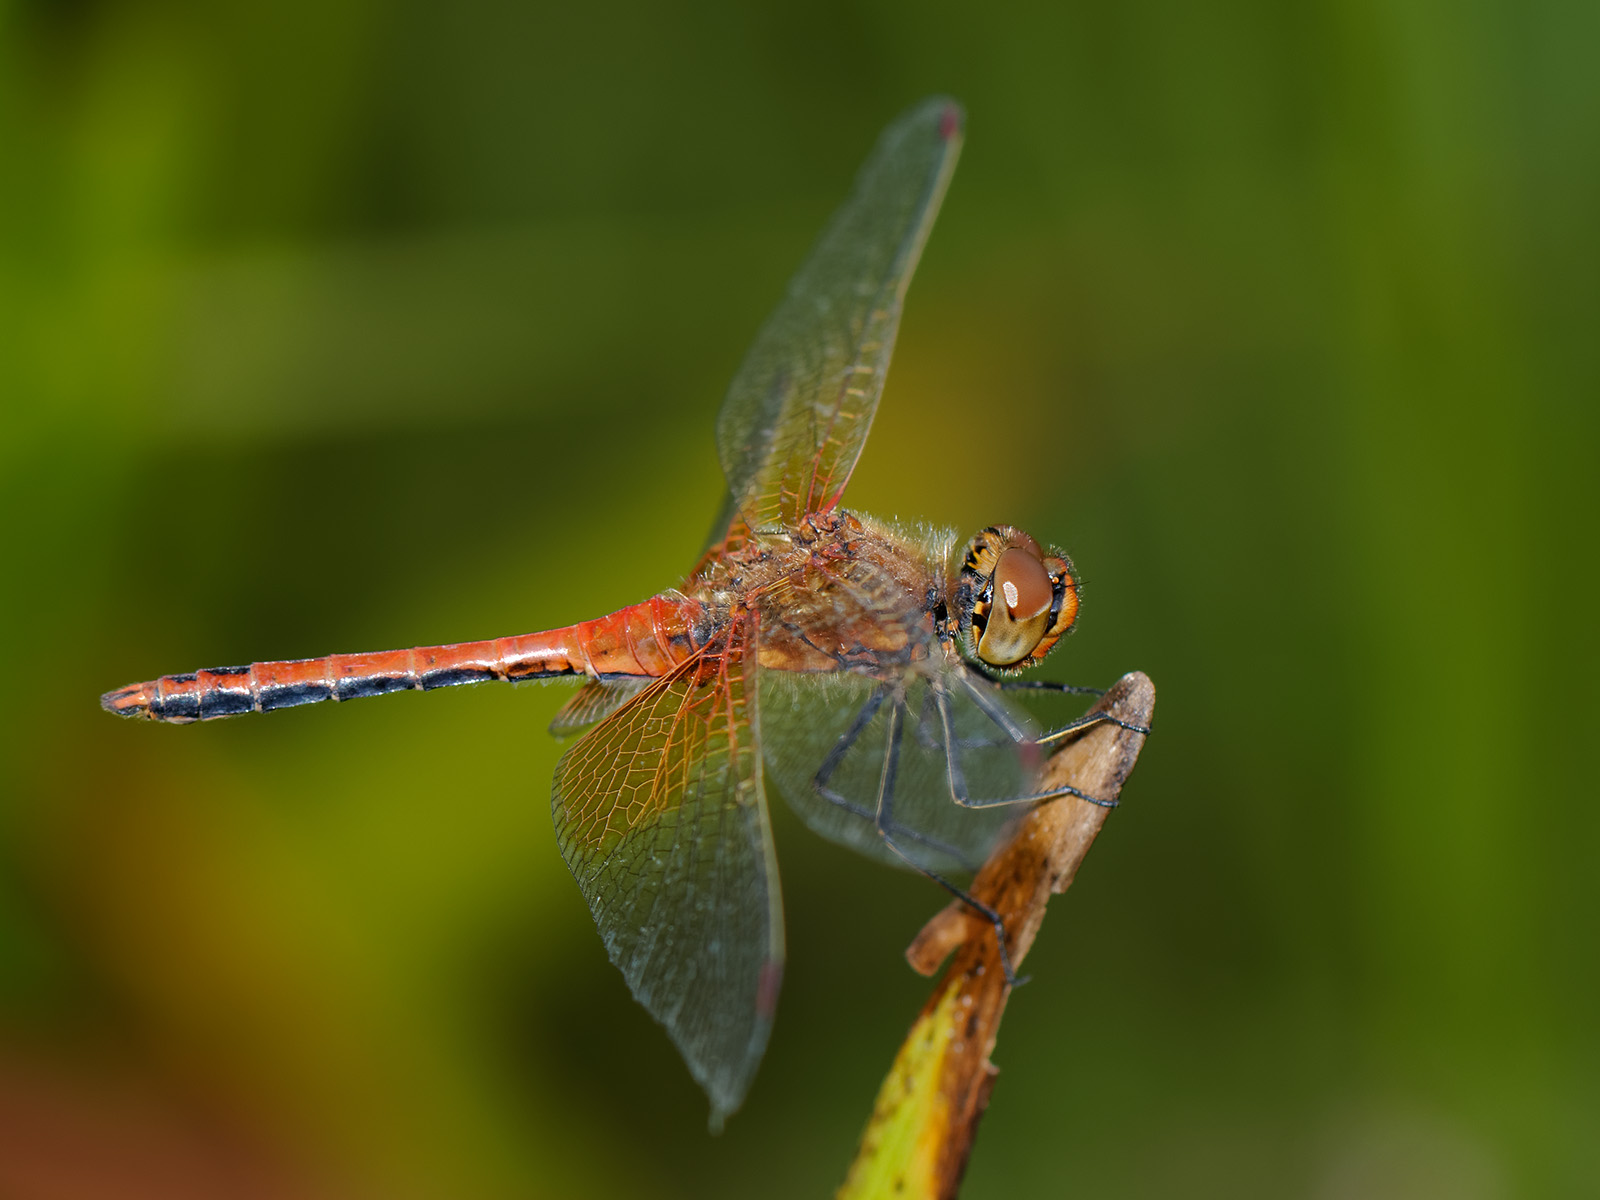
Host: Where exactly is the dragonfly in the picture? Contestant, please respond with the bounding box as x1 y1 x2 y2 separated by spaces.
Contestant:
101 97 1141 1127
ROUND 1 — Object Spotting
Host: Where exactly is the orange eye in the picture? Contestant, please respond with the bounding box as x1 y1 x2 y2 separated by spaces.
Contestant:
976 547 1055 667
953 525 1078 671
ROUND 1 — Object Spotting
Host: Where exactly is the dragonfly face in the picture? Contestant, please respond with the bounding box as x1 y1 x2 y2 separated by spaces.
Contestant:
102 97 1126 1129
952 526 1081 670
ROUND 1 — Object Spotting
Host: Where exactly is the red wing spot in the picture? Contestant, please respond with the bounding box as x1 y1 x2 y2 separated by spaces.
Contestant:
939 104 961 140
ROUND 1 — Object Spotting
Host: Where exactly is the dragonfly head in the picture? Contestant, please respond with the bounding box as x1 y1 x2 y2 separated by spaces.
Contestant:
952 526 1080 670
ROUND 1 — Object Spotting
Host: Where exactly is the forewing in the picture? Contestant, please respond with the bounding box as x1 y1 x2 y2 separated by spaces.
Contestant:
759 662 1031 876
550 630 781 1126
715 97 963 534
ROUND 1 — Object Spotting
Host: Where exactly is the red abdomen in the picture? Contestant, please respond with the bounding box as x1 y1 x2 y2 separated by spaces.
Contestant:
102 594 707 723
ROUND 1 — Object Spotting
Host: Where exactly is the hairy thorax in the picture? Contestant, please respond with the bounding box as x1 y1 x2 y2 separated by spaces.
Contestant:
689 510 959 676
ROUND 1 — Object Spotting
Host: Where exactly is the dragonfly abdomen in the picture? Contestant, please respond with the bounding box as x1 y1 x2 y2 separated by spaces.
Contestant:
102 595 705 723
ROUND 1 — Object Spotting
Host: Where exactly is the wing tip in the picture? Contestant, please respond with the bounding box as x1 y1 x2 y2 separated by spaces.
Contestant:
911 94 964 142
698 955 786 1134
937 99 963 142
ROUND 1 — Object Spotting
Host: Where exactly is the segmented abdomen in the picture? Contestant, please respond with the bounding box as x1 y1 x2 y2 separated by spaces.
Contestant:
102 594 705 723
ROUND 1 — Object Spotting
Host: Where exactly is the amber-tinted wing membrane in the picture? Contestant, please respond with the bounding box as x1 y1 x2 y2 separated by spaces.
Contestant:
547 676 648 735
550 625 782 1125
713 97 963 537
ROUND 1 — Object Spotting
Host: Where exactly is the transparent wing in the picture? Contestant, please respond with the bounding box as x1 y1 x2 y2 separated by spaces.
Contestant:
551 628 782 1126
714 97 963 536
759 661 1034 876
548 676 649 735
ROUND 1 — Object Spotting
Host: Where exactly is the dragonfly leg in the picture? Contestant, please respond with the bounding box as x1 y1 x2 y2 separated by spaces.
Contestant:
970 671 1150 746
812 686 978 868
967 674 1150 744
970 665 1108 699
940 675 1124 811
993 678 1106 697
911 683 1013 754
1035 710 1152 748
874 699 1027 988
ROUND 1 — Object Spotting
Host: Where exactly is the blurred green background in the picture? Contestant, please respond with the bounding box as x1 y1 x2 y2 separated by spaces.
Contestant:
2 0 1595 1196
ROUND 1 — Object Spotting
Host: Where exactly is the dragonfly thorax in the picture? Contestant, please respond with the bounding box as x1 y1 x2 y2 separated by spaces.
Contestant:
952 526 1080 670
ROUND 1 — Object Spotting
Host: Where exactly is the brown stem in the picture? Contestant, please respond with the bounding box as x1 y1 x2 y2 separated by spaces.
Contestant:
838 671 1155 1200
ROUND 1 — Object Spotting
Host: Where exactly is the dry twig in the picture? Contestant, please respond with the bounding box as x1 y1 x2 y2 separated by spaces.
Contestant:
837 671 1155 1200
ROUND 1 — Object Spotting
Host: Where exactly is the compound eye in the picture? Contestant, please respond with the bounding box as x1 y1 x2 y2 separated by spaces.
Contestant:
996 548 1051 621
976 547 1054 666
